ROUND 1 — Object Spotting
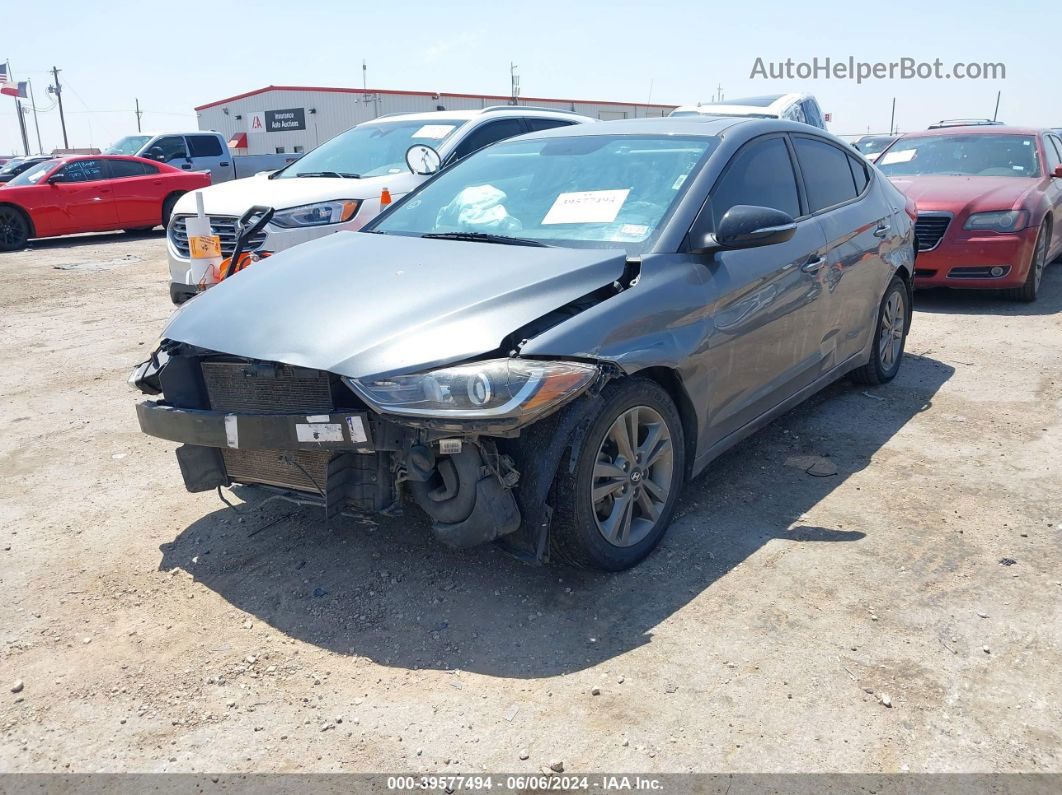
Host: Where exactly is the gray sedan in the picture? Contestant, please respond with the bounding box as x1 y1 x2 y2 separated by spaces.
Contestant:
132 116 916 571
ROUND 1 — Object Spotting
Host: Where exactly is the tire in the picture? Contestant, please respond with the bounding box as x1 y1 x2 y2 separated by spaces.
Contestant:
0 205 29 252
161 194 182 230
549 378 685 571
124 227 155 235
850 275 910 386
1001 222 1049 303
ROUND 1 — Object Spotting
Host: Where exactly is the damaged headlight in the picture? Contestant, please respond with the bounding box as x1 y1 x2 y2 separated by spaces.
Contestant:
345 359 598 419
270 200 361 228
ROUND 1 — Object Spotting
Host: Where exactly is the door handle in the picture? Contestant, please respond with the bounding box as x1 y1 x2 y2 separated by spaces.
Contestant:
801 256 826 274
181 164 191 170
873 222 891 238
219 162 230 167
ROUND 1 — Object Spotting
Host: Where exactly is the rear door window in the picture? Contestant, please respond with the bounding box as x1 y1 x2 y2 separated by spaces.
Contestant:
524 118 576 133
711 136 801 226
107 159 157 178
452 119 527 160
188 135 224 157
793 137 859 212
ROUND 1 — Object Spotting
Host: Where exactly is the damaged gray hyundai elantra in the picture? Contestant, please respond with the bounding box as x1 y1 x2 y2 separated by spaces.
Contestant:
132 116 916 571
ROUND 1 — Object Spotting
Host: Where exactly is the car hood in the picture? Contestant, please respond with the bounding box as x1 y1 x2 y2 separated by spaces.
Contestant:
162 231 627 379
171 171 424 216
888 175 1039 215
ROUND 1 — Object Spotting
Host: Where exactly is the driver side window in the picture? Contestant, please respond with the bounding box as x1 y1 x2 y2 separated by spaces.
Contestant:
148 136 189 163
57 159 107 183
711 137 801 227
452 119 526 161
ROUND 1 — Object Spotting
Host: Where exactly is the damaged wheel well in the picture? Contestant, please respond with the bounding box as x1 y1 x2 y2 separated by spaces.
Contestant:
628 366 697 482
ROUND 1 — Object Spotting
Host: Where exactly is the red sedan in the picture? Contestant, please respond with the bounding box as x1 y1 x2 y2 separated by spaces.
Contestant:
0 155 211 251
876 126 1062 302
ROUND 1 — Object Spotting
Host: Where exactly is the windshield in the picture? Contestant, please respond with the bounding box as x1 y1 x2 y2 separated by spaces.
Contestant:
0 159 30 175
370 134 717 253
274 119 466 179
856 137 895 155
7 159 58 186
104 135 152 155
877 134 1041 178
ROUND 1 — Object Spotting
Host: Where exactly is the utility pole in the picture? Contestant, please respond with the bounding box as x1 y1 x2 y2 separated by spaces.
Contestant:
27 78 43 153
510 62 520 106
135 97 142 132
992 90 1001 121
50 66 69 149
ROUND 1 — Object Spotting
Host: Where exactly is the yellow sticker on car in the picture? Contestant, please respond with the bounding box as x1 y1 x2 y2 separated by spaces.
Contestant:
189 235 222 259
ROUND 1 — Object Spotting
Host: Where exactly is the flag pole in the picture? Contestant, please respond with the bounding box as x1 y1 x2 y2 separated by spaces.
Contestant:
27 78 43 154
7 60 30 156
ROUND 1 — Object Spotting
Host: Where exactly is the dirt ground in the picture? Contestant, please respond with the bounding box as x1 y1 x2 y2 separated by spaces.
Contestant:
0 230 1060 775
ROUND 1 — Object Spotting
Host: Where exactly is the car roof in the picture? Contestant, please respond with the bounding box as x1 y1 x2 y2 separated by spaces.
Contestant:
364 107 594 125
510 114 845 140
897 125 1044 138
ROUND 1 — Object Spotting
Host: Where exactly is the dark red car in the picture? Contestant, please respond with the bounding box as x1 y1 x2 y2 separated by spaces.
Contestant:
876 126 1062 302
0 155 211 252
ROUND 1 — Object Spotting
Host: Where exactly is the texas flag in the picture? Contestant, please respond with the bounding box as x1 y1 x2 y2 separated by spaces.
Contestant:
0 63 27 97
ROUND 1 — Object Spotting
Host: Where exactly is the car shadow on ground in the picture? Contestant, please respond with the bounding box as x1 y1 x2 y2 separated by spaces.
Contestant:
159 353 953 678
913 259 1061 317
22 229 164 251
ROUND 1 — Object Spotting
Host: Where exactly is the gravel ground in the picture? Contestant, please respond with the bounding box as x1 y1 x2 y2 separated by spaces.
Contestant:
0 230 1060 774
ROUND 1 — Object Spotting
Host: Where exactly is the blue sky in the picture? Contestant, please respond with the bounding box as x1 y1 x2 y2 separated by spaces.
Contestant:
2 0 1057 154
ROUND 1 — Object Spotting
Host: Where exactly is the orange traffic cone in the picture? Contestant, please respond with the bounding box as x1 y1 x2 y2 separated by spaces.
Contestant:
380 187 392 208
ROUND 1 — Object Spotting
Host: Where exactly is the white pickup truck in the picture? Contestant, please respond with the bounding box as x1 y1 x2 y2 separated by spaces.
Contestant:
104 131 299 185
165 107 592 304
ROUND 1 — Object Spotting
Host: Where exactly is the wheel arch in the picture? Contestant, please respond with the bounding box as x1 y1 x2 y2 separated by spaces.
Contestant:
0 202 36 238
627 365 698 482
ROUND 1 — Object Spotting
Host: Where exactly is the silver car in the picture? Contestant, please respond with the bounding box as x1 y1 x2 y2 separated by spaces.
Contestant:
132 116 916 571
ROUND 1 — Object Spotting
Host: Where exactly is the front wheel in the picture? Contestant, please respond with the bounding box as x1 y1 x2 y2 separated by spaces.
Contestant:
1001 222 1048 303
850 276 909 386
0 206 29 252
549 378 685 571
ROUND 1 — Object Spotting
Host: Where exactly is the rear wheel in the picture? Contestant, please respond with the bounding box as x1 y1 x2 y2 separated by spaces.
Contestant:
161 194 182 229
850 276 909 386
0 206 29 252
549 378 685 571
1002 222 1048 303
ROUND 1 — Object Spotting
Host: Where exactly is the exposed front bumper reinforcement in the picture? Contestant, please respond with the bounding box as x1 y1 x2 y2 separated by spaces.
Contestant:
136 401 374 452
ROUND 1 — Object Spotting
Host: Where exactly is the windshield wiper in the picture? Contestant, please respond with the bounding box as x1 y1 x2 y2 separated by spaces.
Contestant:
292 171 361 179
421 232 550 247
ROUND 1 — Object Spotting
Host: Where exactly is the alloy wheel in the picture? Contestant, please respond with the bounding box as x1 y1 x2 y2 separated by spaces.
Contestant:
879 290 905 371
591 405 674 548
0 209 24 249
1033 227 1048 292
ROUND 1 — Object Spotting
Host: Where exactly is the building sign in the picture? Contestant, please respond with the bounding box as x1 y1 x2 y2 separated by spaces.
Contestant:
246 112 265 133
264 108 306 132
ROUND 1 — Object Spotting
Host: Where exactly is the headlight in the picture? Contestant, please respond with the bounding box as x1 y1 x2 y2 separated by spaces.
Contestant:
963 210 1029 233
270 200 361 228
345 359 598 419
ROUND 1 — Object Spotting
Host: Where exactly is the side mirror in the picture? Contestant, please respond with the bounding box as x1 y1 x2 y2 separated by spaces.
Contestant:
690 205 797 253
47 172 66 184
1054 165 1062 178
406 144 441 176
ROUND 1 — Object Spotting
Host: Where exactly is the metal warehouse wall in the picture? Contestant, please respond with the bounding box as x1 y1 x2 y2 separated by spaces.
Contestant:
196 88 676 155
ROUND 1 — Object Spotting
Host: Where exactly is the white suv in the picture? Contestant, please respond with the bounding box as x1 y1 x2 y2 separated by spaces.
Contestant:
166 107 593 304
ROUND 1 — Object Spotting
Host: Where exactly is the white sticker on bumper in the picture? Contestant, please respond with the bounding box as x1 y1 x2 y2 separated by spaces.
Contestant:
296 423 344 443
224 414 239 448
346 416 368 444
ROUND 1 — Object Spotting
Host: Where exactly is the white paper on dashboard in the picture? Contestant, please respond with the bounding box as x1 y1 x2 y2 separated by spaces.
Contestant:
413 124 456 139
879 149 916 165
541 189 631 225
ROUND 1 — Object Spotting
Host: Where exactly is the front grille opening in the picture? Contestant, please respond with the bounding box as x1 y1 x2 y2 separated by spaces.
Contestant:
170 215 268 258
201 361 334 414
915 214 951 251
914 268 937 278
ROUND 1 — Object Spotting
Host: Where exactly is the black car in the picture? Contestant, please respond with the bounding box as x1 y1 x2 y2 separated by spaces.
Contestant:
133 116 916 571
0 156 51 184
